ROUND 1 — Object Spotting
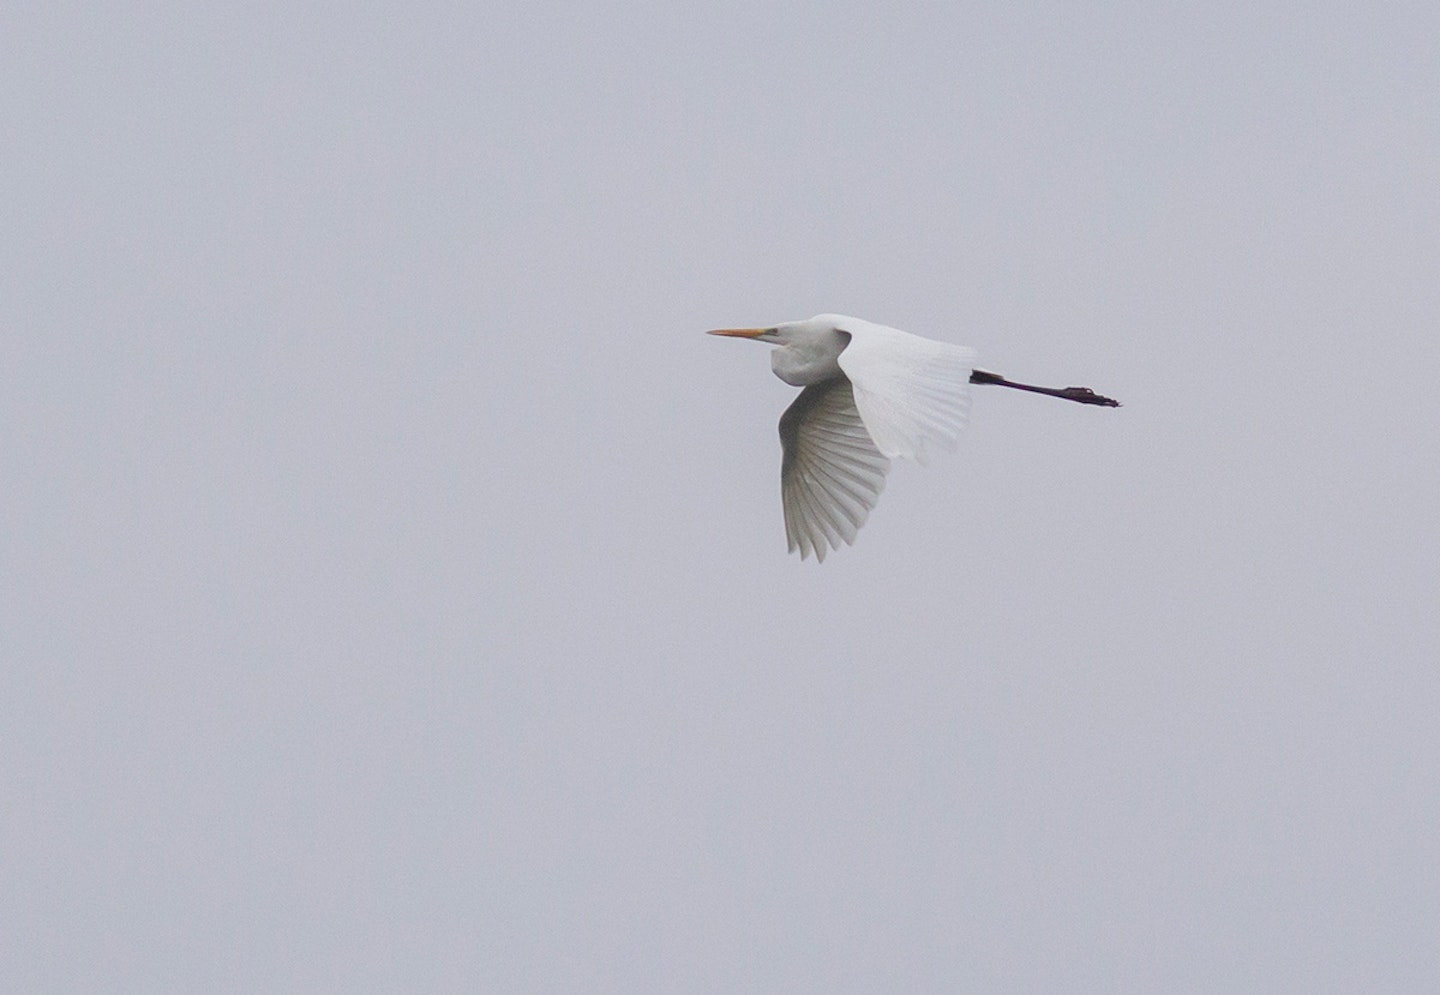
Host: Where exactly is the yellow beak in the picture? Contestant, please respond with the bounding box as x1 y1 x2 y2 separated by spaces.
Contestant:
706 327 769 338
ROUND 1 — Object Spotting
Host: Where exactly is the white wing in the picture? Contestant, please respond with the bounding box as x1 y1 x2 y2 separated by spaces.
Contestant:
779 378 891 561
830 315 977 463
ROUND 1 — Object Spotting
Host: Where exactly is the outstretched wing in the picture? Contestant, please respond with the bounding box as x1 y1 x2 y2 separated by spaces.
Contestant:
779 378 891 562
832 316 977 463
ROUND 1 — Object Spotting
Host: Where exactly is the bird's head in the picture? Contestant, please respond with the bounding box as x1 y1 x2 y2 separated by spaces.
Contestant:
708 317 849 386
708 316 848 346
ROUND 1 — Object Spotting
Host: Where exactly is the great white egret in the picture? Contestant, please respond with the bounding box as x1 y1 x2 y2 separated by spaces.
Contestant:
709 314 1119 561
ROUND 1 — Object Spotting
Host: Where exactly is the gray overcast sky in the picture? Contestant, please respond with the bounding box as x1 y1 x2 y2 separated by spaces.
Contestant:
5 1 1439 990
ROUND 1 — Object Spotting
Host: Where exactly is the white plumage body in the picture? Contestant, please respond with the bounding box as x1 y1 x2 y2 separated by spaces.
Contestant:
712 314 977 561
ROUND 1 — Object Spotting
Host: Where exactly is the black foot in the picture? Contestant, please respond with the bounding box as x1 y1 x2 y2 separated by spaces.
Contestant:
1059 387 1121 407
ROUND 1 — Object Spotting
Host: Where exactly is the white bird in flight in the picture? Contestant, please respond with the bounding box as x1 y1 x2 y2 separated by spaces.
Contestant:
710 314 1119 561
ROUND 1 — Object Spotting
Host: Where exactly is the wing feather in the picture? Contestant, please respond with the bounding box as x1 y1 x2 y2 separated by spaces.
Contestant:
778 378 890 561
831 317 977 463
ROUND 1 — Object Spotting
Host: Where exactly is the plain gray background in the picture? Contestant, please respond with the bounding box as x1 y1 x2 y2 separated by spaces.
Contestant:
5 2 1439 990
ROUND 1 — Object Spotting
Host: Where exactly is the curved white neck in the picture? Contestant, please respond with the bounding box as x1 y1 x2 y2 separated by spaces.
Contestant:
770 329 847 386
